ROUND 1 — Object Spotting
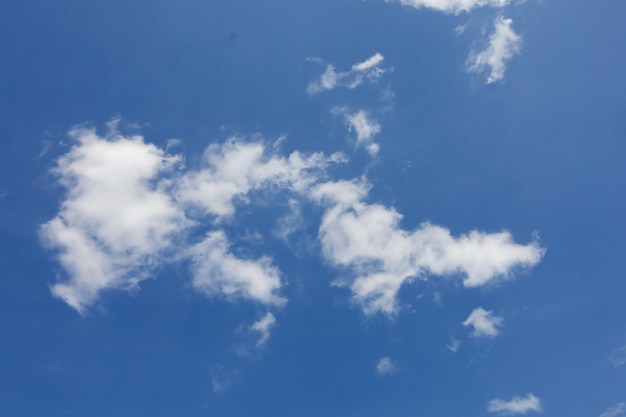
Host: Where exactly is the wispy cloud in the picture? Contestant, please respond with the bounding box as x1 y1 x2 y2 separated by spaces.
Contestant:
463 307 503 337
332 108 382 156
250 312 277 347
306 53 388 95
600 402 626 417
41 120 544 317
394 0 509 14
609 345 626 367
466 16 522 84
487 394 542 414
175 137 344 219
41 123 344 313
376 357 397 375
309 179 544 316
447 338 461 352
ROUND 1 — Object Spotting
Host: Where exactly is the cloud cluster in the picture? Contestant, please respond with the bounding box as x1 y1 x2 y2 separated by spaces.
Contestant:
41 123 343 314
306 53 388 95
42 115 544 321
466 16 522 84
487 394 543 414
310 179 544 315
463 307 503 337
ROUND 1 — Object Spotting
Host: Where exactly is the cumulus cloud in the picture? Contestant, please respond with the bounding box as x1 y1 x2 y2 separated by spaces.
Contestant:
309 179 544 315
376 357 397 375
175 137 344 219
40 123 189 313
466 16 522 84
188 231 286 306
41 123 344 313
463 307 503 337
332 108 382 156
487 394 542 414
250 312 277 347
42 120 544 317
394 0 509 14
600 403 626 417
609 345 626 367
306 53 388 95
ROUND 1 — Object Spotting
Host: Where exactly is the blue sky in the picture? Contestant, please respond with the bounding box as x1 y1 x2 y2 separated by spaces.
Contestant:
1 0 625 416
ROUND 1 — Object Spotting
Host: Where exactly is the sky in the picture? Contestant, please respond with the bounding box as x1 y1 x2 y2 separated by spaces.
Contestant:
1 0 625 416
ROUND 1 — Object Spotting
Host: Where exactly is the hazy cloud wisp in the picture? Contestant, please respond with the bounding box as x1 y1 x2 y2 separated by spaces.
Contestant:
466 16 522 84
487 394 543 414
307 53 388 95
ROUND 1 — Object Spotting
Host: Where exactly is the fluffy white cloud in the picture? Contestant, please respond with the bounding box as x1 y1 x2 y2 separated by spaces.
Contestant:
463 307 503 337
42 123 346 313
600 403 626 417
466 16 522 84
376 357 397 375
188 231 286 306
306 53 388 95
309 179 544 315
42 121 544 317
609 345 626 367
332 108 382 156
394 0 508 14
175 137 344 219
40 124 189 313
487 394 542 414
250 312 277 347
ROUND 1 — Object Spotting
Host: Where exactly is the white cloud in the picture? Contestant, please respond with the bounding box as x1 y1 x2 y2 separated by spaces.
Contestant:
463 307 503 337
306 53 388 95
487 394 542 414
39 124 189 313
433 291 443 306
188 231 286 306
250 312 277 347
175 137 344 219
609 345 626 367
466 16 522 84
309 179 544 315
447 338 461 352
376 357 397 375
332 108 382 156
42 123 346 313
41 121 544 318
394 0 509 14
600 403 626 417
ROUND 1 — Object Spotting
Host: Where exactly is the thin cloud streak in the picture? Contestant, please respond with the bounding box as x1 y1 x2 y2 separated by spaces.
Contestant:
487 394 542 414
600 402 626 417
